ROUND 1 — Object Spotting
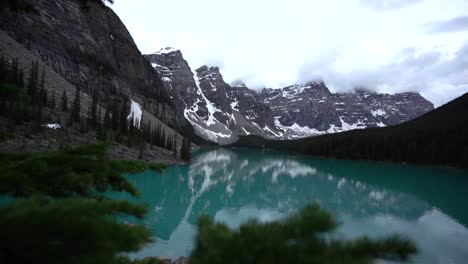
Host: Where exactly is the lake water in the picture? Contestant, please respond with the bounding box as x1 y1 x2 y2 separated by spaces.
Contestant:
112 148 468 263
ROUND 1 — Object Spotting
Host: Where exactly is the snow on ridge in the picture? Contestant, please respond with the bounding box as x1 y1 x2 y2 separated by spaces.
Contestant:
230 101 239 111
371 109 387 117
155 47 179 55
376 121 386 127
272 116 369 139
241 127 250 135
192 70 222 126
274 117 325 139
128 99 142 128
263 126 282 137
189 120 232 141
339 117 366 131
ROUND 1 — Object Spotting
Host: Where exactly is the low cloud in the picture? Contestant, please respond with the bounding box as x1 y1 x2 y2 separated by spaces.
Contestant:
427 16 468 33
298 43 468 107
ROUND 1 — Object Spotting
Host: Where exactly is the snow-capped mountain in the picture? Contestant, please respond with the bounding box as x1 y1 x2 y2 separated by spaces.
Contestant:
145 48 434 144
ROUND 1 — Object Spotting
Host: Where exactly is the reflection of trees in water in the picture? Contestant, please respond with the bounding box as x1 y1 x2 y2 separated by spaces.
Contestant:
188 149 429 221
135 148 436 241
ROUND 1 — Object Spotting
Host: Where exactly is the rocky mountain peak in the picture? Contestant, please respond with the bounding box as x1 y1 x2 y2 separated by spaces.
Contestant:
154 47 180 55
145 48 434 144
230 80 247 88
196 65 223 80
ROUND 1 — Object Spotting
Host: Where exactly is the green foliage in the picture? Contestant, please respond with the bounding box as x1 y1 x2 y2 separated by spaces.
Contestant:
0 57 47 127
0 144 165 264
0 197 151 264
0 143 164 198
190 204 417 264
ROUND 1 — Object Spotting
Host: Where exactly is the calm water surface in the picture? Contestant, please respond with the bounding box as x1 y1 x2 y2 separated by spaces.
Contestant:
112 148 468 263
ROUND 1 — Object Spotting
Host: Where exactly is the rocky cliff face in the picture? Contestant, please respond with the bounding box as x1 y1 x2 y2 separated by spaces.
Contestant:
145 48 434 144
146 49 280 144
258 84 434 138
0 0 186 133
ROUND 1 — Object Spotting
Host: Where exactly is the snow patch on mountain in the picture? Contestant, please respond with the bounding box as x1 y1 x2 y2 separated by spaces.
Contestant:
274 117 326 139
193 70 221 126
263 126 282 137
376 121 386 127
191 121 232 141
155 47 179 55
241 127 250 135
371 109 387 117
43 124 61 129
339 117 367 131
230 101 239 111
128 99 142 128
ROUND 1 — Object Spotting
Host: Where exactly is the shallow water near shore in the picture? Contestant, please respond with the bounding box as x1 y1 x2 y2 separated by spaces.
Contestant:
110 148 468 263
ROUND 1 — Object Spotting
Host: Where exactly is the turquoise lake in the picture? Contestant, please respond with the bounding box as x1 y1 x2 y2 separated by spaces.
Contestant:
112 148 468 263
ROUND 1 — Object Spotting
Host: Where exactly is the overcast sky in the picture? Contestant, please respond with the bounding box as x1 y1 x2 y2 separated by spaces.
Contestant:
110 0 468 106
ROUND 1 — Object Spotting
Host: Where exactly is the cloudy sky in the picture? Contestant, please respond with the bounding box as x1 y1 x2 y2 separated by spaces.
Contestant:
110 0 468 106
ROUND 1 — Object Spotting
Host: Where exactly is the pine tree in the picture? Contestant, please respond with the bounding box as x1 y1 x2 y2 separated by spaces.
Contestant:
145 120 152 143
69 87 81 124
0 56 5 81
110 100 120 132
49 91 56 109
79 117 88 134
0 144 160 264
27 60 39 104
96 108 104 140
127 113 135 147
190 204 417 264
119 97 129 135
103 107 110 139
89 89 98 128
161 128 166 149
180 137 191 162
17 67 25 89
39 67 47 106
61 90 68 112
138 141 145 160
173 135 178 157
153 123 161 146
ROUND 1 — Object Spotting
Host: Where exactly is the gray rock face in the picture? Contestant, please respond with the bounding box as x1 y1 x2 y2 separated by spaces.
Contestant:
145 48 434 143
146 49 279 143
258 85 434 138
0 0 184 130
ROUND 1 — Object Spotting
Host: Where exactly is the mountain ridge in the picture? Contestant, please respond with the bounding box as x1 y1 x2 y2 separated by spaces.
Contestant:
145 47 434 144
233 92 468 168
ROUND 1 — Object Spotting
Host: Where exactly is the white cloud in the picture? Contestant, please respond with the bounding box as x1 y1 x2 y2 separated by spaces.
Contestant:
427 15 468 33
360 0 423 11
110 0 468 106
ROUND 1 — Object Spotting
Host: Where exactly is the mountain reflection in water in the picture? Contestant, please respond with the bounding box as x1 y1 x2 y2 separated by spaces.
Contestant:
111 148 468 263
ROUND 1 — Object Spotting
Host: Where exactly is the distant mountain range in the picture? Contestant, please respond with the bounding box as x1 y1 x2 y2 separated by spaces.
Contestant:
233 92 468 168
145 48 434 144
